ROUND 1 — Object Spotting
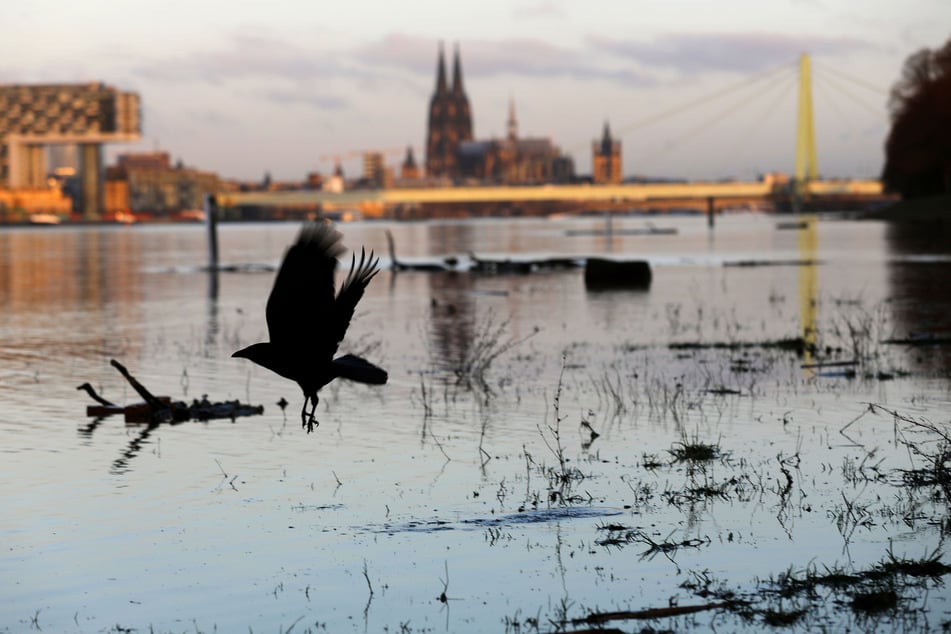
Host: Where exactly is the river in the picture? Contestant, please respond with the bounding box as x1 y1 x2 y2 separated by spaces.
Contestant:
2 213 950 632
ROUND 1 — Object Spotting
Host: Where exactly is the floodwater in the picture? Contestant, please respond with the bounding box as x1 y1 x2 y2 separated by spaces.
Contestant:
2 213 951 632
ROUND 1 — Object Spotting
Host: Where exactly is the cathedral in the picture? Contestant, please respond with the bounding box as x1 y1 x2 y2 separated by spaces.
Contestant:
425 43 472 178
425 44 574 184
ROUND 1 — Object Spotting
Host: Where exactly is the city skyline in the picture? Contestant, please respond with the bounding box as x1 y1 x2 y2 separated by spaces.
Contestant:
2 0 948 183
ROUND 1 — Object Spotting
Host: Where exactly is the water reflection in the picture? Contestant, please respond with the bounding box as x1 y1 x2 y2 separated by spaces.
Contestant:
798 216 819 366
884 221 951 374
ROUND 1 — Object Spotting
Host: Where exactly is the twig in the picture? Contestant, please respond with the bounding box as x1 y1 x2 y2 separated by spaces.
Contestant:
438 560 449 603
363 559 374 597
479 414 491 467
76 382 115 406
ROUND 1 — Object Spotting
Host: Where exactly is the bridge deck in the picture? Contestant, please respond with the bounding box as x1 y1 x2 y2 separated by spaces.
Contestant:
218 180 882 208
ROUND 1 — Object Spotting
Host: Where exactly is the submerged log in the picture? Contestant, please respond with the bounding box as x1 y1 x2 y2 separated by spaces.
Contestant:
79 360 264 423
584 258 652 290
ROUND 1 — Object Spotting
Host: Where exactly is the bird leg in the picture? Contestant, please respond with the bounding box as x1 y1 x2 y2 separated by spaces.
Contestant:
301 395 320 433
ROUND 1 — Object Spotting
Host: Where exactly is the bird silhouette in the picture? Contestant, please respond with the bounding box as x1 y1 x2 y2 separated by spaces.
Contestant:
232 221 387 432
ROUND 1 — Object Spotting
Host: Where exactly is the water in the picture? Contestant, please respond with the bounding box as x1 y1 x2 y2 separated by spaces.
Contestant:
2 214 951 632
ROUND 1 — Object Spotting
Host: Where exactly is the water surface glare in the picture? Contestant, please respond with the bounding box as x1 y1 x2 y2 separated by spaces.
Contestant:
2 215 951 632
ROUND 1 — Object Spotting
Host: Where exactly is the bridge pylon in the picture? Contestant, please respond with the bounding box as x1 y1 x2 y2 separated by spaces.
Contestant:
794 53 818 208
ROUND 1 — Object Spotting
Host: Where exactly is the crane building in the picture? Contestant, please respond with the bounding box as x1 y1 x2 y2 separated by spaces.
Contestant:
0 82 141 218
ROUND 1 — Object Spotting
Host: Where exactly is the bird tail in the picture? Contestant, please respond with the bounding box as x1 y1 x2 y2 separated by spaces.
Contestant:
332 354 388 385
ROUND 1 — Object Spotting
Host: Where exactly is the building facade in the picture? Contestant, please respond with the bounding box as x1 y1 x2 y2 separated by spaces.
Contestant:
425 43 473 179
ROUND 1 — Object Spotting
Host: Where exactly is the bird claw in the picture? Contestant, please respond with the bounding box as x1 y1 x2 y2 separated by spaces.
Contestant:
301 397 320 433
304 414 319 433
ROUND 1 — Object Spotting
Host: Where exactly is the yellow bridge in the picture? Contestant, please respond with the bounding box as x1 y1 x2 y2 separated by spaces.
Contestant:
218 178 884 211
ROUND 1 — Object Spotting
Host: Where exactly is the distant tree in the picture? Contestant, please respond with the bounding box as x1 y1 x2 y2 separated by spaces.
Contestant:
882 36 951 198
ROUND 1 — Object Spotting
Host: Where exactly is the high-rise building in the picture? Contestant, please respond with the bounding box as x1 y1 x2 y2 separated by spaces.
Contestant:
363 151 391 188
425 43 472 178
0 82 141 218
592 122 622 184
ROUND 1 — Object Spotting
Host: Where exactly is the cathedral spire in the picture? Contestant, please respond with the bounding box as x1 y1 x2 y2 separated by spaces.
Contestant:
426 41 472 179
435 41 448 94
507 96 518 141
452 43 465 95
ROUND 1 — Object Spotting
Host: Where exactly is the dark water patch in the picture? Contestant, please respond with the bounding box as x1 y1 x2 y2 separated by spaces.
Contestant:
882 333 951 346
371 506 624 535
724 258 823 267
669 336 812 355
145 263 278 274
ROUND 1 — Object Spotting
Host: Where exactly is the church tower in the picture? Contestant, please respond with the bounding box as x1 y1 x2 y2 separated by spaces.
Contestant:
426 42 472 178
592 121 622 184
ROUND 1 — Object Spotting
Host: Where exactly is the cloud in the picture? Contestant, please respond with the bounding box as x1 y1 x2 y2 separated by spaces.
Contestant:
513 0 565 19
126 33 362 111
357 33 657 86
130 33 360 84
588 31 875 74
262 90 349 110
354 33 440 76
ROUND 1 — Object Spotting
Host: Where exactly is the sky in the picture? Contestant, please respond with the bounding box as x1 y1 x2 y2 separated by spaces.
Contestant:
2 0 949 182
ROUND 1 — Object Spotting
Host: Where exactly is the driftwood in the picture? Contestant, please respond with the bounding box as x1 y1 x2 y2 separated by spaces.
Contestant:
79 359 263 423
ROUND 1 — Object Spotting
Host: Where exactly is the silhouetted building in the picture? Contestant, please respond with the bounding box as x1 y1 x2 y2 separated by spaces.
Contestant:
117 152 171 171
305 172 323 189
426 43 472 178
106 151 219 217
592 122 622 184
457 99 574 184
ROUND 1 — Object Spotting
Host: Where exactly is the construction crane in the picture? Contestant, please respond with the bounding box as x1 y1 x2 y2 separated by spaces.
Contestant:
317 147 416 185
318 147 405 167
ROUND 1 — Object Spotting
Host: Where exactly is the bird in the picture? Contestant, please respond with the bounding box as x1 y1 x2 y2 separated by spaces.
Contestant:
232 221 388 432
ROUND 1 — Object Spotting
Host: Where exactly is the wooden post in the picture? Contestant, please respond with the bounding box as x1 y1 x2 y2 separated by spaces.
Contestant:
205 193 219 299
205 193 218 270
706 196 715 228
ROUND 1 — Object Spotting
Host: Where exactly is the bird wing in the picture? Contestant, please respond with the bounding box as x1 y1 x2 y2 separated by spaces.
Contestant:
329 247 380 349
265 222 345 356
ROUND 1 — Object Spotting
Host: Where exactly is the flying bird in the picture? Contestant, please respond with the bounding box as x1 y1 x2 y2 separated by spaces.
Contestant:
233 221 387 432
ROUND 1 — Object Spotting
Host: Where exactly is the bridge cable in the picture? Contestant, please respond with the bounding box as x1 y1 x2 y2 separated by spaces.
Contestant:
725 75 797 170
612 60 798 140
811 61 888 96
813 66 885 117
629 65 798 172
